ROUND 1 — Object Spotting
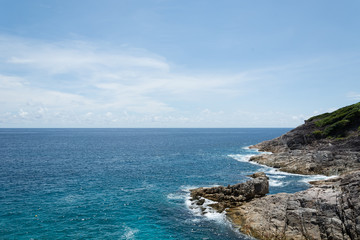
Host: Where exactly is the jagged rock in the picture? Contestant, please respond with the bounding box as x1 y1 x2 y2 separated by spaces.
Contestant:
227 171 360 240
196 199 205 205
190 172 269 212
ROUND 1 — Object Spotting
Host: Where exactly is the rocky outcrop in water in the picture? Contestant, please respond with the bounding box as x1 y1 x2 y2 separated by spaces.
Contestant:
190 172 269 212
227 170 360 240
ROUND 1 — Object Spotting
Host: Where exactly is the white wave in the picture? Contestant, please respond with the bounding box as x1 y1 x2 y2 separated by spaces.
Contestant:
269 175 286 179
262 168 298 176
184 191 251 239
265 168 337 180
228 154 258 163
167 193 185 200
183 185 230 224
121 226 139 240
229 152 338 190
261 167 307 177
185 195 228 224
181 185 201 192
269 179 285 187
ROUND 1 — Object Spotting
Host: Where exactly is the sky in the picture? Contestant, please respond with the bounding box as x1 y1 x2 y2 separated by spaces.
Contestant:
0 0 360 128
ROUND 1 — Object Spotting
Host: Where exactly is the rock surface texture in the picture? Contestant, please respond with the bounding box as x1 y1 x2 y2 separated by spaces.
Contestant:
190 172 269 212
227 171 360 240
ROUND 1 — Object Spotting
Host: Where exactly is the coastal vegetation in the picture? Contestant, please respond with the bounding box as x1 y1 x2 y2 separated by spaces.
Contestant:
307 102 360 138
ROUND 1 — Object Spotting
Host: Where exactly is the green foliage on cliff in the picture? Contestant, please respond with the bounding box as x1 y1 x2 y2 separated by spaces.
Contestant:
307 102 360 138
323 119 350 137
312 130 323 139
307 112 331 122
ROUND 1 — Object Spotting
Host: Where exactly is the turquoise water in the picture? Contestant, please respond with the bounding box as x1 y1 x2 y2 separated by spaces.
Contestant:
0 128 327 239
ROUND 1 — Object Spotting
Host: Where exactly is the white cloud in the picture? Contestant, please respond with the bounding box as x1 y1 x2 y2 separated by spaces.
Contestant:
347 92 360 101
0 74 27 88
18 109 29 118
0 34 312 127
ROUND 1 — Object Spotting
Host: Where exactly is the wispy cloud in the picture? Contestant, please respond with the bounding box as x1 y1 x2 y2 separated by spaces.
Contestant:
0 35 255 126
347 92 360 101
0 34 323 127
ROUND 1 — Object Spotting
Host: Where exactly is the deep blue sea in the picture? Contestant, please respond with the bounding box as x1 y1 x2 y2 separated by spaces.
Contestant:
0 128 329 239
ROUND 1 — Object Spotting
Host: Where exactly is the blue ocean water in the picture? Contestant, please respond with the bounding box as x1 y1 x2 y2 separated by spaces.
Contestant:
0 128 328 239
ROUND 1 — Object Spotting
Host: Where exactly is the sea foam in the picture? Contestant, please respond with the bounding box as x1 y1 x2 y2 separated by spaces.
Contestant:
228 154 259 164
181 186 230 227
229 150 337 189
121 225 139 240
269 179 286 187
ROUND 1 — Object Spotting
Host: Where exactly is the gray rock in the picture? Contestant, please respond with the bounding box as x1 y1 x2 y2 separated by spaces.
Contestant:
190 172 269 212
250 121 360 176
227 171 360 240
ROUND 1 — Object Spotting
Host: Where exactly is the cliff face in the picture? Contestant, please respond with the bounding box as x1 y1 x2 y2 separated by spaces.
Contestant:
227 171 360 240
250 102 360 175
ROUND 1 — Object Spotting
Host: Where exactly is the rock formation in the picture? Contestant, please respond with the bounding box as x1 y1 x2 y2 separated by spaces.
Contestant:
191 103 360 239
250 102 360 175
227 170 360 240
190 172 269 213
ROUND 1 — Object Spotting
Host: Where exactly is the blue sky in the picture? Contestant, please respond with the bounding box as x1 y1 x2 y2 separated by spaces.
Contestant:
0 0 360 127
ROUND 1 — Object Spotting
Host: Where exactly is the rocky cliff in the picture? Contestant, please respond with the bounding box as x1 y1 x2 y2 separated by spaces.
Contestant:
250 102 360 175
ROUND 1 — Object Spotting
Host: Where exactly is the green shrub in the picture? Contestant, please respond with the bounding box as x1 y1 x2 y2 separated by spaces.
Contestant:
312 130 323 138
306 102 360 139
323 119 350 137
307 112 331 122
315 103 360 127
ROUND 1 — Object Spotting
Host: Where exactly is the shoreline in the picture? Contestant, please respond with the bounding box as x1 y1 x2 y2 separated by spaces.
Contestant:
186 147 334 238
190 144 358 239
191 103 360 239
231 146 336 182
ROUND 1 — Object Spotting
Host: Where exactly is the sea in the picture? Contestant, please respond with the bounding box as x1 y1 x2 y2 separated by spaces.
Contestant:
0 128 330 239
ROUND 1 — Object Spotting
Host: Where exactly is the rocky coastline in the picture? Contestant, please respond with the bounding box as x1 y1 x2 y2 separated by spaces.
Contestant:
248 130 360 176
227 170 360 240
190 103 360 239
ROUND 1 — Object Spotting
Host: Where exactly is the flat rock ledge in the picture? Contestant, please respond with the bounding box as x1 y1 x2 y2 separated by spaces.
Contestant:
249 148 360 176
227 170 360 240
